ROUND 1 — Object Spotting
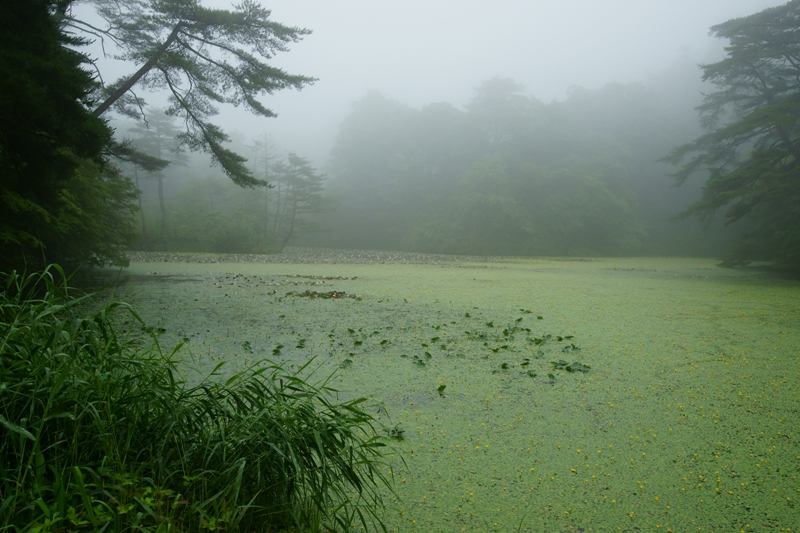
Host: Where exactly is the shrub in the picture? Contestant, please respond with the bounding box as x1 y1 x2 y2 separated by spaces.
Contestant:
0 266 393 532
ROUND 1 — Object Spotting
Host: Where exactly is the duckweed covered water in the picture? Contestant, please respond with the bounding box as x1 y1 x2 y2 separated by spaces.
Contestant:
91 252 800 532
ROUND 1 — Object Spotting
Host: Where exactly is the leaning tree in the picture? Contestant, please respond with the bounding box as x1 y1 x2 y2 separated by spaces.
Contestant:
62 0 316 186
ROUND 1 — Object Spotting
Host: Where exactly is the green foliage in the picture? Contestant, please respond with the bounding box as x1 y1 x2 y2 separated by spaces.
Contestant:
465 77 542 154
313 77 731 257
0 266 394 532
131 177 256 253
270 154 330 251
127 109 188 245
2 0 321 268
72 0 316 187
42 160 139 268
150 176 261 253
414 155 643 256
137 152 329 254
664 1 800 269
128 111 186 167
0 0 125 271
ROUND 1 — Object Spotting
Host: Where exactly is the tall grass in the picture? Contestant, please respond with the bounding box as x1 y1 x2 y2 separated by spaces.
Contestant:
0 266 394 532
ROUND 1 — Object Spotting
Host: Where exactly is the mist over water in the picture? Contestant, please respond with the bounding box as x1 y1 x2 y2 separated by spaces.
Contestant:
88 0 787 260
93 0 785 164
212 0 786 164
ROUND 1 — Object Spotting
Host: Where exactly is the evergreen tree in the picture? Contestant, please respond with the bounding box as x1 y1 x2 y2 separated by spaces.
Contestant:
64 0 316 187
664 1 800 269
270 154 327 251
0 0 135 270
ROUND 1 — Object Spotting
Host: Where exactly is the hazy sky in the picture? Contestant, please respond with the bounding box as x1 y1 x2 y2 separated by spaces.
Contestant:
90 0 789 166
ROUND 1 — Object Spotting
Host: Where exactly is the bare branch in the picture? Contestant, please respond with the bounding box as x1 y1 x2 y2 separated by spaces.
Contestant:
63 16 122 49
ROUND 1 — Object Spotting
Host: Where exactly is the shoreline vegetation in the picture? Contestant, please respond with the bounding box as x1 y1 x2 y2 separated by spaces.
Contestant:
125 248 525 266
114 249 795 282
0 265 394 533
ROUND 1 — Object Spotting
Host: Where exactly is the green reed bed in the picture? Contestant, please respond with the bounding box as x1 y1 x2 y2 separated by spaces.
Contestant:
0 266 393 532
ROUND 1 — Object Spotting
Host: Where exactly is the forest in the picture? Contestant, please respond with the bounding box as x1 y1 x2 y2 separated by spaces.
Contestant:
1 0 800 532
3 2 800 271
310 74 731 258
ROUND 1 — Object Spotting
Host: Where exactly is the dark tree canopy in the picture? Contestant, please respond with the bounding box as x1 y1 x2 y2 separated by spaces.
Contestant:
64 0 316 187
664 0 800 268
0 0 317 270
317 84 676 257
0 0 136 270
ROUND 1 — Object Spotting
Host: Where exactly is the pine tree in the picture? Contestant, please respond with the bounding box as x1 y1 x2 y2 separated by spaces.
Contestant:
0 0 135 270
664 1 800 269
64 0 316 187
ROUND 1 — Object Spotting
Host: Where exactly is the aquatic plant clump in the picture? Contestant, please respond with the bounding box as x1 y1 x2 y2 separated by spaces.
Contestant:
289 289 362 299
0 266 393 532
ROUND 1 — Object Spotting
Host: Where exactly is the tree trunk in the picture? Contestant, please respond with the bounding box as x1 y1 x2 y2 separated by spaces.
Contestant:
263 148 270 244
272 182 282 236
135 169 147 241
279 197 298 251
158 174 166 235
155 130 167 237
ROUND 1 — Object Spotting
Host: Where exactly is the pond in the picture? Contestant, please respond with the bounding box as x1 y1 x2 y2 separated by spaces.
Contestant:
86 249 800 532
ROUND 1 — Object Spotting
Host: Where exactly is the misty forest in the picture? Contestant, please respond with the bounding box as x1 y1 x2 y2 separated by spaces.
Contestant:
1 0 799 532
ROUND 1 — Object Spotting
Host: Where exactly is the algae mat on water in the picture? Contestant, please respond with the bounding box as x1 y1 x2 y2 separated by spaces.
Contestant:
96 253 799 532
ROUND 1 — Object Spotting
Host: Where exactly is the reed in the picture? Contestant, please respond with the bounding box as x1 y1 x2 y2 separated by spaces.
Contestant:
0 266 393 532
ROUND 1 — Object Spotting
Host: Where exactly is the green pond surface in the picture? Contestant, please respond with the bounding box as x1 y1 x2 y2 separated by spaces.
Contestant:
88 251 800 533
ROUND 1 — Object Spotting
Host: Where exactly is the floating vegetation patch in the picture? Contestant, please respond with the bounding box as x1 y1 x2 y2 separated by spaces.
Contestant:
550 359 591 373
282 274 358 280
388 424 405 439
287 289 362 300
98 255 800 533
125 247 514 265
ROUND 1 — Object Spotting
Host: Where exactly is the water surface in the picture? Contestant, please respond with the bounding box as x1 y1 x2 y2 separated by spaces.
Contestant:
92 252 800 532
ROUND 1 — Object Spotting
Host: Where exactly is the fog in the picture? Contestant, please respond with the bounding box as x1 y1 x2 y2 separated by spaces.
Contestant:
85 0 789 258
208 0 786 164
87 0 786 166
